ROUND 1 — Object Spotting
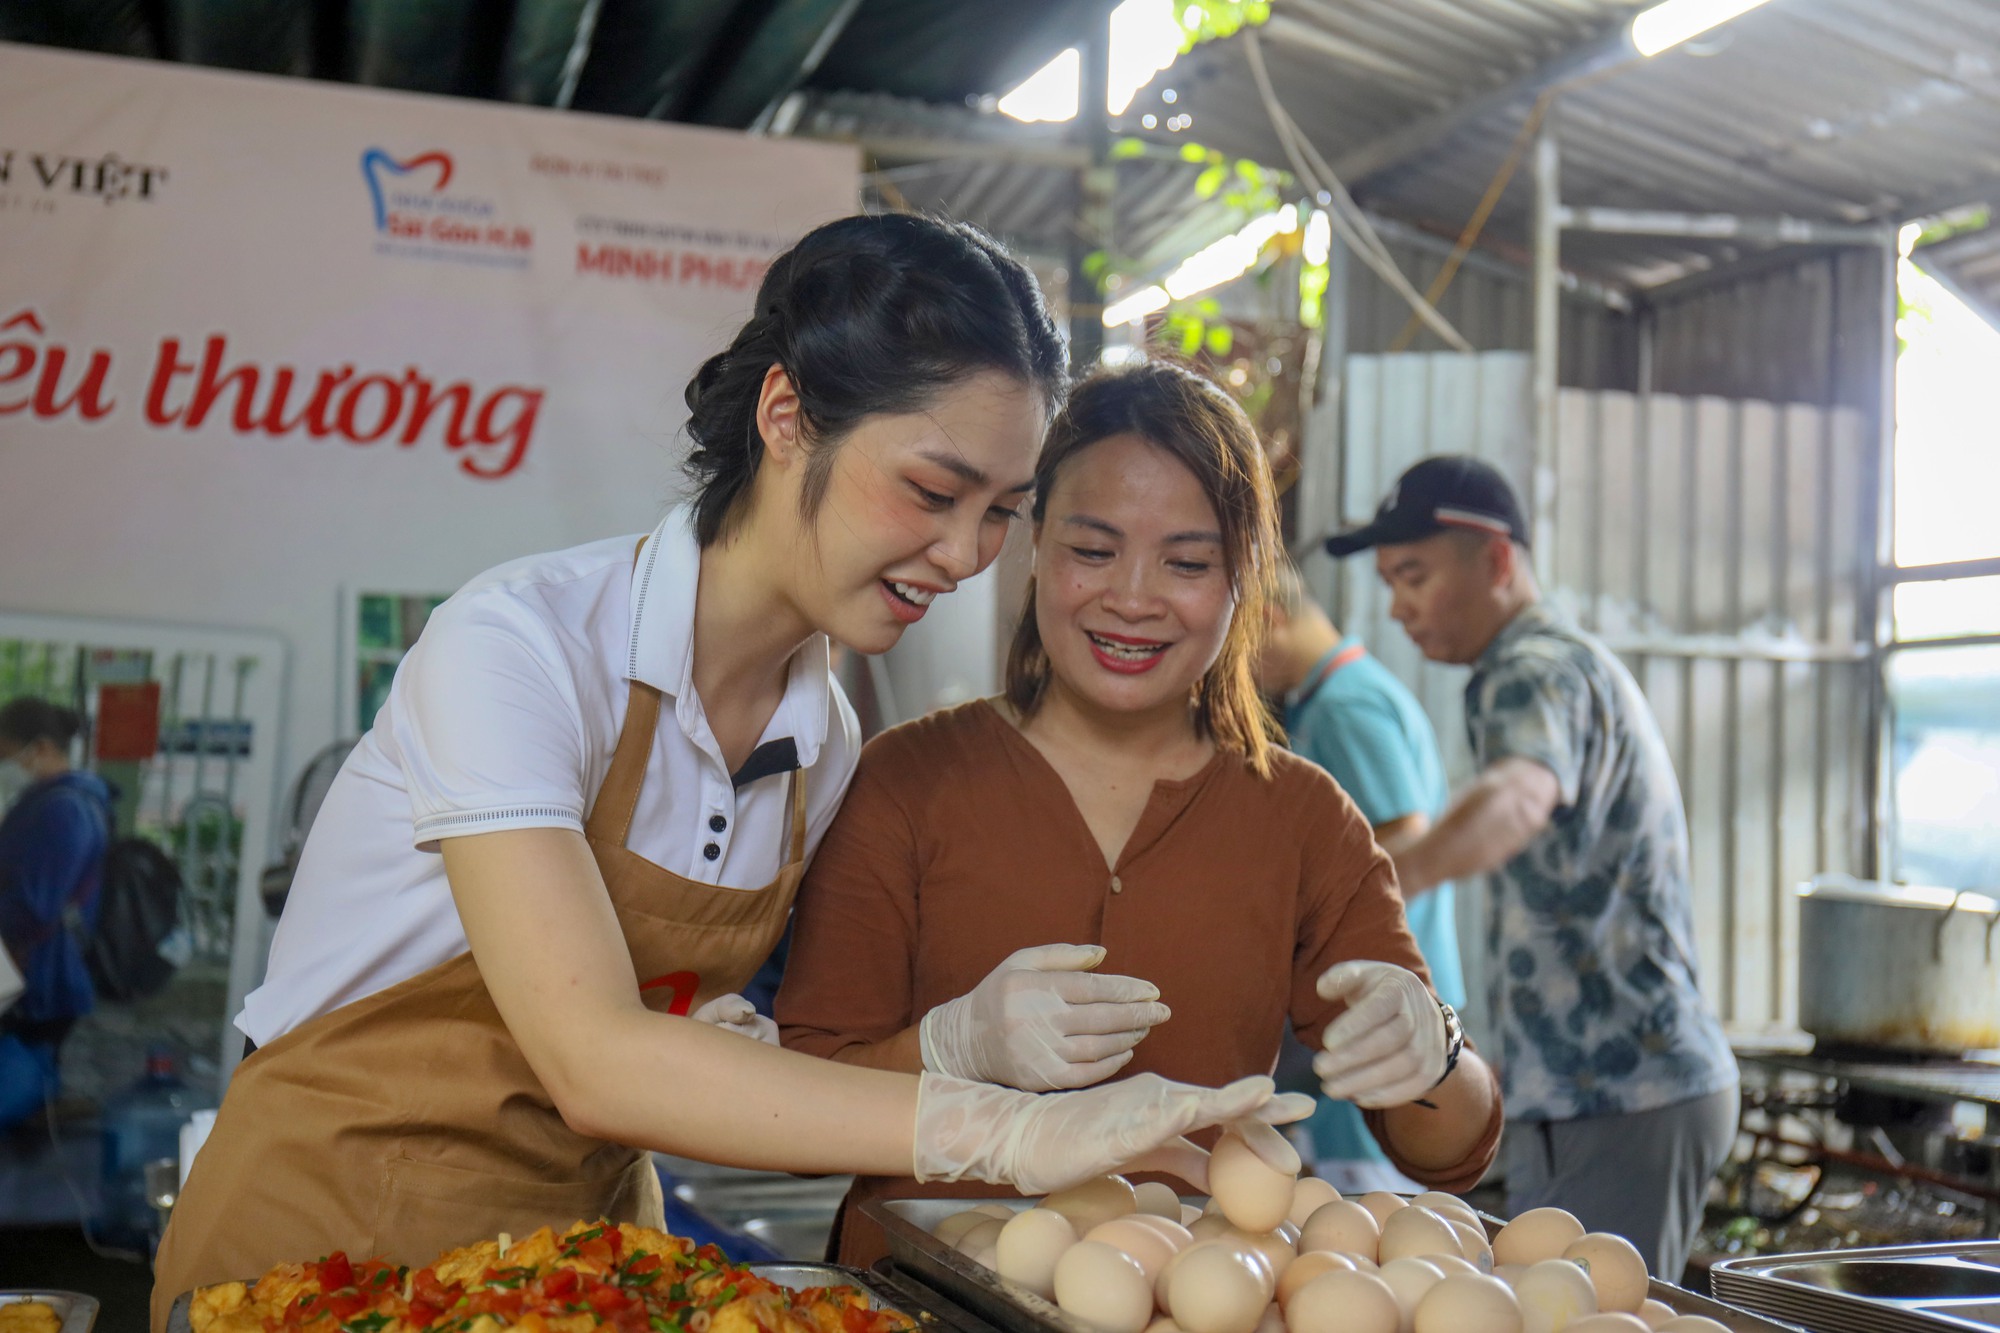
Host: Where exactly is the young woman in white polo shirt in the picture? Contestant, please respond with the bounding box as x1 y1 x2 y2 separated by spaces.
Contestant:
152 215 1305 1325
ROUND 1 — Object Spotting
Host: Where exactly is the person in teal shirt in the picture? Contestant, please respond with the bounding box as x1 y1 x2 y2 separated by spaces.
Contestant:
1259 560 1466 1192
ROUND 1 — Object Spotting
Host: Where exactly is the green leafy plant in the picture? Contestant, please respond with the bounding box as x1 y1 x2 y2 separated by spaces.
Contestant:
1175 0 1271 51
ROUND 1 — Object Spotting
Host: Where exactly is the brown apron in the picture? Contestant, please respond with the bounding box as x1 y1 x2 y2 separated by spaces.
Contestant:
151 678 807 1331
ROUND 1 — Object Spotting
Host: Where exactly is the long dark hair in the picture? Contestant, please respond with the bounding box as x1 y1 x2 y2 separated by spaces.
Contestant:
1004 358 1282 777
681 214 1068 547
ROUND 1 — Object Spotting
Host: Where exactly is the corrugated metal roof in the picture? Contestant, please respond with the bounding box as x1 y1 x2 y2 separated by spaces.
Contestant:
1114 0 2000 295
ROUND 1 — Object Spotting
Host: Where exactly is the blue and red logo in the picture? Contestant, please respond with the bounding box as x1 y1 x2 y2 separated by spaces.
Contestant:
359 147 531 262
360 147 453 231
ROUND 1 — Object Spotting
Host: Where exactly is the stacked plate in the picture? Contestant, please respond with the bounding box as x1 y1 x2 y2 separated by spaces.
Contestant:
1713 1242 2000 1332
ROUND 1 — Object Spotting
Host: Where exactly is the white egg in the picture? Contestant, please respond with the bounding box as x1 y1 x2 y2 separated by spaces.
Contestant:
1187 1213 1237 1243
1513 1258 1597 1333
1299 1199 1381 1259
1409 1192 1481 1228
1450 1219 1496 1271
1287 1177 1343 1229
1357 1192 1410 1228
956 1217 1007 1256
1136 1182 1185 1219
1413 1273 1523 1333
1287 1269 1401 1333
1378 1207 1464 1263
1055 1241 1155 1333
996 1208 1078 1299
1219 1225 1295 1283
1181 1204 1205 1226
1143 1319 1185 1333
1087 1217 1180 1281
1277 1252 1357 1310
1429 1254 1483 1279
1124 1213 1197 1254
1560 1317 1649 1333
1252 1304 1286 1333
1494 1264 1528 1287
1654 1318 1731 1332
974 1203 1020 1219
1164 1242 1275 1333
1378 1256 1447 1328
1492 1209 1585 1268
1561 1233 1650 1314
1635 1299 1677 1329
935 1209 998 1247
965 1238 1000 1271
1046 1177 1139 1235
1208 1123 1301 1234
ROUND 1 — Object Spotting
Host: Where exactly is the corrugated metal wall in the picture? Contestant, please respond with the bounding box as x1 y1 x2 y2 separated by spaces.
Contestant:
1322 352 1874 1037
1647 248 1891 412
1342 232 1641 390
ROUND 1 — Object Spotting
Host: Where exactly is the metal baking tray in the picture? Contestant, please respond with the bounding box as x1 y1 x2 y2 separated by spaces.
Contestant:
1713 1241 2000 1332
163 1259 924 1332
865 1196 1805 1333
0 1292 99 1333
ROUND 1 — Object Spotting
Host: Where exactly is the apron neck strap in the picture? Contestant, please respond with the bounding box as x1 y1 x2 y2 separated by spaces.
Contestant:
594 680 660 848
788 766 808 864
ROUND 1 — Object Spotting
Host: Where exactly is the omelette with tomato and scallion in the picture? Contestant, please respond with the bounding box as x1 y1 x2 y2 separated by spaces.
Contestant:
187 1219 921 1333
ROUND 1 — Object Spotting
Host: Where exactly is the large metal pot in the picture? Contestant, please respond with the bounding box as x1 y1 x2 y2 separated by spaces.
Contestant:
1798 875 2000 1054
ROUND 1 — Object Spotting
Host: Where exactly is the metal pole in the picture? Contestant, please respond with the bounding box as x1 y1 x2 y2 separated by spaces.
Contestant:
1530 108 1561 584
1069 2 1114 371
1862 239 1899 880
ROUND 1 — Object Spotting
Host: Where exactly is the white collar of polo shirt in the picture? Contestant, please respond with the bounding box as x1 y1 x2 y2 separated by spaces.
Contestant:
626 505 832 772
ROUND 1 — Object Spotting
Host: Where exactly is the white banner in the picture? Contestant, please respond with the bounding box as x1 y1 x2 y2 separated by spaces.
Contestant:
0 41 857 778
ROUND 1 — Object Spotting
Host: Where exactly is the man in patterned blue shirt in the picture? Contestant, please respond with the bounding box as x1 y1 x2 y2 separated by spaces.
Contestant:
1326 456 1737 1282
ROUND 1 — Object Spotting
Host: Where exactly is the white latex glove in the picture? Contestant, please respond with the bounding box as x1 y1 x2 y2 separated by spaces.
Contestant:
1313 960 1448 1108
689 993 779 1046
919 944 1171 1091
912 1071 1316 1196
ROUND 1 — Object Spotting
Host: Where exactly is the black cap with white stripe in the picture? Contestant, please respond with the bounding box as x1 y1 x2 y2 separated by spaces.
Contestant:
1324 455 1530 557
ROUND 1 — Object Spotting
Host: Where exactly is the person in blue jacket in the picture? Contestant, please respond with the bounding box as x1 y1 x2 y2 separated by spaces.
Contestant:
0 697 110 1129
1258 560 1468 1193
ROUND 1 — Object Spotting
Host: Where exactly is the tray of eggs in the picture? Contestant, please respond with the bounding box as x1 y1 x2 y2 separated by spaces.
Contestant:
862 1122 1801 1333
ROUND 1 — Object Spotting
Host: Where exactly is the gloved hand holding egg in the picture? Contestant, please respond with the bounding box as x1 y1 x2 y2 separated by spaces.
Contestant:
920 944 1174 1091
1311 959 1448 1108
911 1071 1313 1197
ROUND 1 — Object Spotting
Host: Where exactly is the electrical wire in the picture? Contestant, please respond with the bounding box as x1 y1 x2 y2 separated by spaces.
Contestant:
1242 28 1473 353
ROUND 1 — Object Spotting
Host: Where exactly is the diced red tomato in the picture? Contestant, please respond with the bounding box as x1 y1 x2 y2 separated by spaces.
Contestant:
542 1268 581 1299
588 1283 634 1314
317 1253 355 1292
406 1299 444 1329
412 1268 456 1307
323 1289 368 1320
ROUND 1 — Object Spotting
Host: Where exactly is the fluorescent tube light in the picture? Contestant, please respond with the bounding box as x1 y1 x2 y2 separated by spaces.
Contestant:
1630 0 1774 56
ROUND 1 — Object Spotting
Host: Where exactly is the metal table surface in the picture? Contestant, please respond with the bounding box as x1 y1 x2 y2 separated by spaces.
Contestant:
1739 1051 2000 1112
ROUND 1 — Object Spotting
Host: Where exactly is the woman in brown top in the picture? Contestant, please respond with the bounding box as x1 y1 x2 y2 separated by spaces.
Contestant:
777 358 1502 1265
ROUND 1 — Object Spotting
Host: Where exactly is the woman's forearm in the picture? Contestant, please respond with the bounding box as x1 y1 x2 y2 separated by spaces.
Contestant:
819 1024 926 1075
1375 1049 1497 1173
566 1010 924 1177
